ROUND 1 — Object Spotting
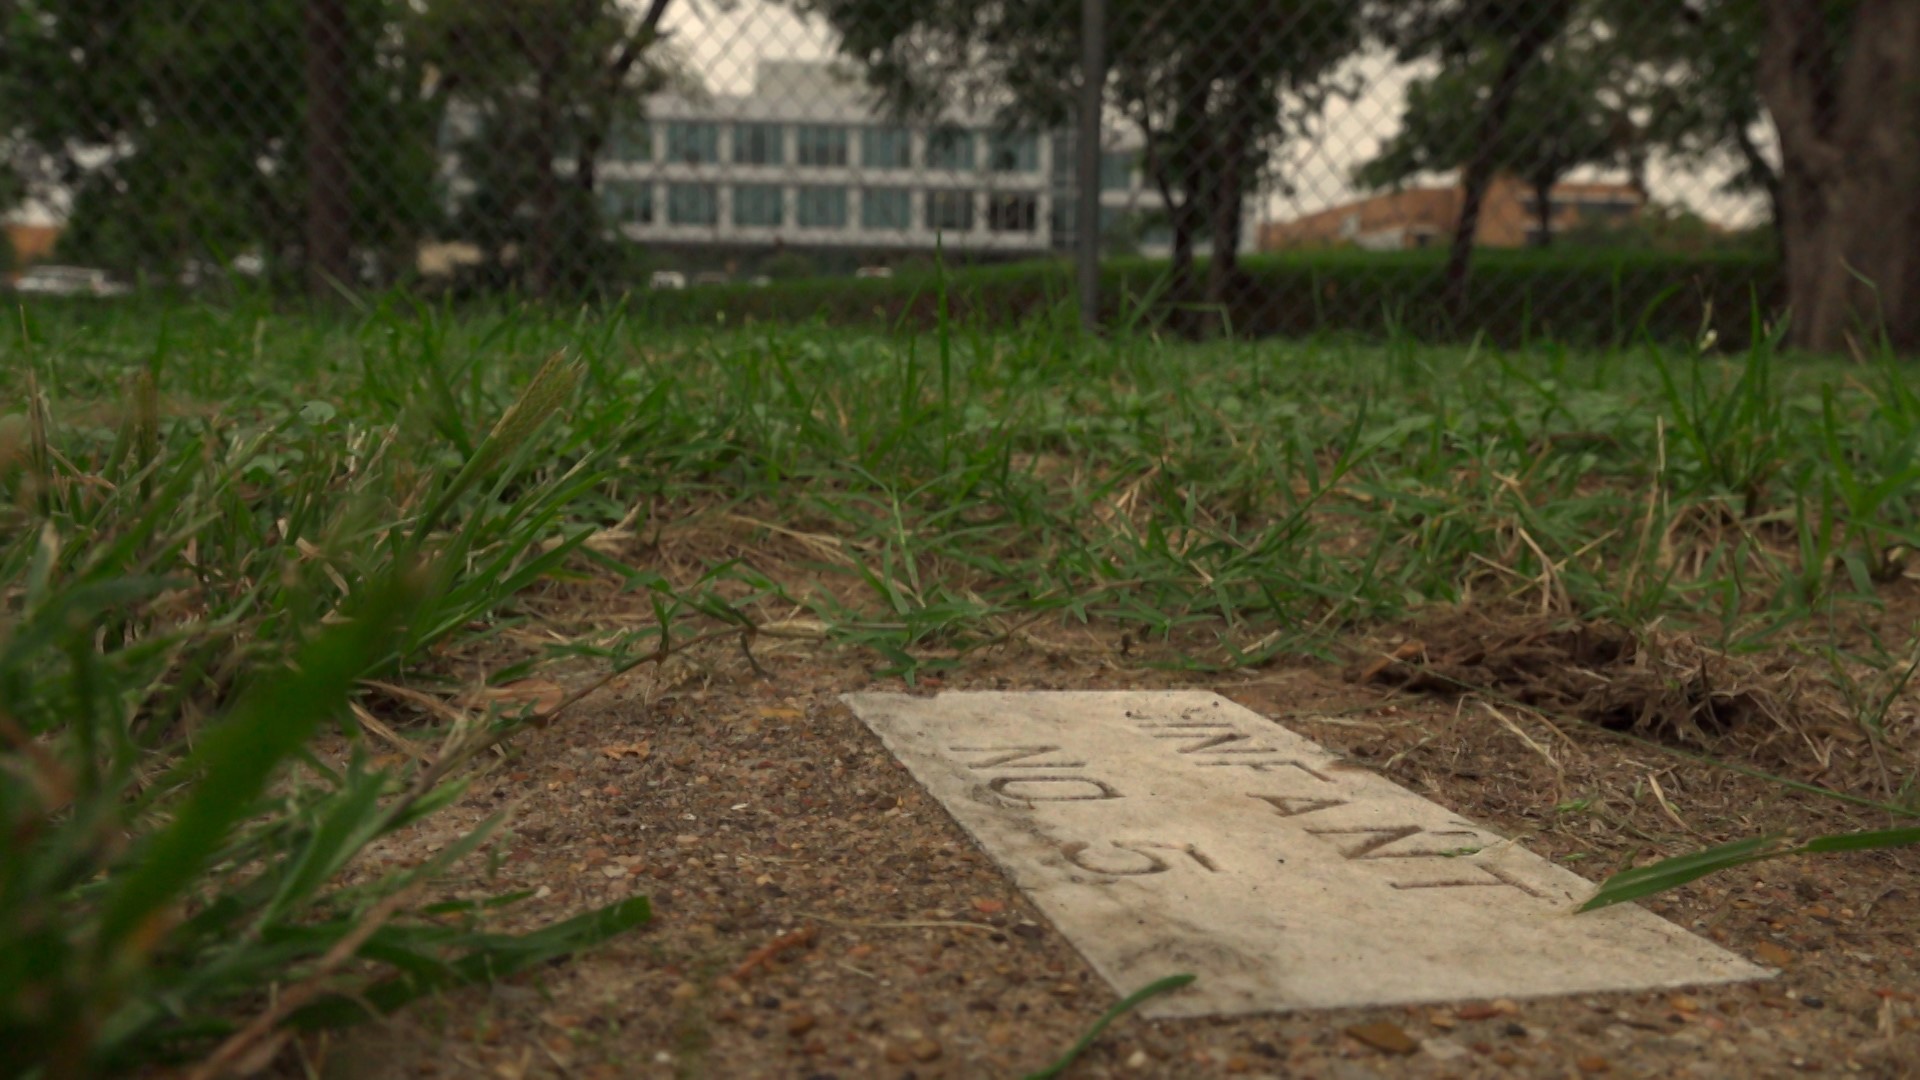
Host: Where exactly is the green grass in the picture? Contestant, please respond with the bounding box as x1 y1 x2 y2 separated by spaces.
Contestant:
2 291 1916 1073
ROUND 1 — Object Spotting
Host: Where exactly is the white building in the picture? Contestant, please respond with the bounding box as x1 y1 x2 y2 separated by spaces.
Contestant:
584 61 1157 263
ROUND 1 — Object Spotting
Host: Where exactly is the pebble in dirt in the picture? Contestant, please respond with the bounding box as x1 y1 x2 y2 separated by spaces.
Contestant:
843 689 1771 1019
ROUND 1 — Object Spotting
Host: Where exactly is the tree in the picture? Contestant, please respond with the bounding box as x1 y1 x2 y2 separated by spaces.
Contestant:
800 0 1361 333
0 0 440 285
1756 0 1920 354
1356 31 1623 249
412 0 677 296
1368 0 1581 309
1595 1 1782 259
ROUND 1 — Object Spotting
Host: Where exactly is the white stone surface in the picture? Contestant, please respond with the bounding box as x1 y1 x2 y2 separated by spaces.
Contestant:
842 690 1770 1018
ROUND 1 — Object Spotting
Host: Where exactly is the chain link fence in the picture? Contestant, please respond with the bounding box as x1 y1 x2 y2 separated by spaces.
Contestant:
0 2 1815 346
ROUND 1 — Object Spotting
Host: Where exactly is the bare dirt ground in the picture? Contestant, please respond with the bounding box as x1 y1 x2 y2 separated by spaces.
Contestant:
296 609 1920 1080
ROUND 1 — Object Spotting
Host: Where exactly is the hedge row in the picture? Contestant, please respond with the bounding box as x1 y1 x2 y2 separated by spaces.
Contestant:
625 248 1784 349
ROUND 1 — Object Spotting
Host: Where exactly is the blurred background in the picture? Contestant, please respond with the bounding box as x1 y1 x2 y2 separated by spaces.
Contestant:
2 1 1912 351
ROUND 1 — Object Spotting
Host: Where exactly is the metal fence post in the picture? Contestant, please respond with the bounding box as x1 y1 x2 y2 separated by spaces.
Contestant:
1075 0 1108 334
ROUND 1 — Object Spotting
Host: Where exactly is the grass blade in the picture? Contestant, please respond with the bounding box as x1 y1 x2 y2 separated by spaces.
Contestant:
1021 974 1194 1080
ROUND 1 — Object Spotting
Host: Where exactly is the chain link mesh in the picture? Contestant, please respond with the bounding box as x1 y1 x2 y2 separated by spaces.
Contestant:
1 1 1779 344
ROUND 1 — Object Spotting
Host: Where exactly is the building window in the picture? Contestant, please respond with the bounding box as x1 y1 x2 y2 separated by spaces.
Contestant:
611 120 651 163
986 131 1039 173
861 188 912 231
599 180 654 224
926 126 975 171
667 183 718 226
862 126 912 169
987 193 1038 233
796 125 850 167
797 185 848 228
666 122 719 164
733 183 783 227
733 122 783 166
926 190 974 232
1099 150 1132 191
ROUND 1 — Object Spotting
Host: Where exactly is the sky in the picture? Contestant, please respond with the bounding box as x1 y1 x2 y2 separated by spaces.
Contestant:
661 0 1770 229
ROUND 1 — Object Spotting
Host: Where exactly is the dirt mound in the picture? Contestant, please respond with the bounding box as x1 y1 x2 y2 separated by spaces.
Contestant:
1346 611 1797 747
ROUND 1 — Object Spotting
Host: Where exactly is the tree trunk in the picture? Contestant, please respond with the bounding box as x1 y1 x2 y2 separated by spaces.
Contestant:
1731 121 1787 266
1531 176 1554 248
1760 0 1920 354
575 0 673 199
304 0 352 296
528 69 561 298
1443 11 1567 314
1153 62 1211 337
1203 56 1263 336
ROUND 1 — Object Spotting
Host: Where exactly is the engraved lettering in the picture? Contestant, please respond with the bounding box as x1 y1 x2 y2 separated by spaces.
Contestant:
1062 841 1165 875
949 744 1086 769
1061 840 1217 876
1390 863 1545 899
1127 841 1219 871
1151 732 1270 755
1307 825 1482 860
989 776 1121 802
1197 759 1332 782
1250 794 1348 818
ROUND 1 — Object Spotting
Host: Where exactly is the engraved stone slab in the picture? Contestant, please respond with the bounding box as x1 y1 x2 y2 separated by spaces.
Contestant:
843 690 1770 1018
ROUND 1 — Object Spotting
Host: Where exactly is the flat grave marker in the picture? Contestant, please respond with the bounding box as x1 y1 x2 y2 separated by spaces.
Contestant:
843 689 1770 1018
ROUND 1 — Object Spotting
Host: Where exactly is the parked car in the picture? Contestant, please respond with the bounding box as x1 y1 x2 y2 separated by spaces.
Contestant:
10 264 131 298
854 265 894 280
648 270 687 291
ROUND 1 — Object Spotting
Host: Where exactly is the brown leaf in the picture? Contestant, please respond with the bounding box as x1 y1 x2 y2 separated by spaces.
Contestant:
1344 1021 1419 1055
600 741 652 761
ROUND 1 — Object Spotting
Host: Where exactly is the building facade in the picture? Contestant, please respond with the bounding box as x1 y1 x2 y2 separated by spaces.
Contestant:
1259 174 1644 252
572 61 1157 266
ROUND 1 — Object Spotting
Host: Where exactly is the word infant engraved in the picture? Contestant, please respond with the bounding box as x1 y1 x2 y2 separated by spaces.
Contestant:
1302 823 1544 898
1303 823 1483 860
845 690 1770 1018
1246 792 1546 898
1248 794 1348 818
1136 719 1333 780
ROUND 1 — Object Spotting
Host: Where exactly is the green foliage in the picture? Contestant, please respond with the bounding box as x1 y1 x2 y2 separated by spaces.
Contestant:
759 250 820 280
631 248 1784 351
416 0 682 295
1023 974 1195 1080
0 327 655 1074
1581 825 1920 913
2 0 440 281
802 0 1363 299
1358 11 1626 247
1559 202 1766 256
